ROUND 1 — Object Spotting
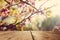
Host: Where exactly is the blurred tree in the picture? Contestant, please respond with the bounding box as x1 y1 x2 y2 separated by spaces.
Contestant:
42 16 60 31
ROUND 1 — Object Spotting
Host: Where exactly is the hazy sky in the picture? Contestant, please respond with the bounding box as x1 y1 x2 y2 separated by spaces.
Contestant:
35 0 60 16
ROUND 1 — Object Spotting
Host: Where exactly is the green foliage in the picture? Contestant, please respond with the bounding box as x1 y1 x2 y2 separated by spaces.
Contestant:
42 17 55 31
42 16 60 31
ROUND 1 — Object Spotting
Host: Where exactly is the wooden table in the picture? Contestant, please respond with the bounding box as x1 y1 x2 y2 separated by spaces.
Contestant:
0 31 60 40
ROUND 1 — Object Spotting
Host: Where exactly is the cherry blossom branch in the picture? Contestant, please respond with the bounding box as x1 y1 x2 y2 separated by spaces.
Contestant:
16 10 42 25
4 0 55 26
4 0 39 11
16 4 55 25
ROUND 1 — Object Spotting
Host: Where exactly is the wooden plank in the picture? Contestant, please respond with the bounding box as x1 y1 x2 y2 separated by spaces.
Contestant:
0 31 33 40
32 31 60 40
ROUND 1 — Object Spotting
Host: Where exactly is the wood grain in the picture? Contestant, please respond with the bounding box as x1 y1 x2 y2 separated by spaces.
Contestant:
0 31 33 40
32 31 60 40
0 31 60 40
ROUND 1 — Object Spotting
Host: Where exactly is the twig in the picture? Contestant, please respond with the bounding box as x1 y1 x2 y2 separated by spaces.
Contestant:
16 9 40 25
44 5 55 10
39 0 49 9
4 0 11 5
4 0 54 25
16 4 55 25
4 0 39 11
20 5 26 14
22 1 39 11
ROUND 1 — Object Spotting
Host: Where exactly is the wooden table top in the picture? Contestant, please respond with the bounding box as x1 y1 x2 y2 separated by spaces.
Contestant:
0 31 60 40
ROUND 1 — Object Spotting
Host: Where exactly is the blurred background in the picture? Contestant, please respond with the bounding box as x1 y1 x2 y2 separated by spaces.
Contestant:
0 0 60 31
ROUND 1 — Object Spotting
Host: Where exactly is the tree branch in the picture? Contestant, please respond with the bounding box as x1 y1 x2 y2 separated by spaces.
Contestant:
39 0 49 8
4 0 39 11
